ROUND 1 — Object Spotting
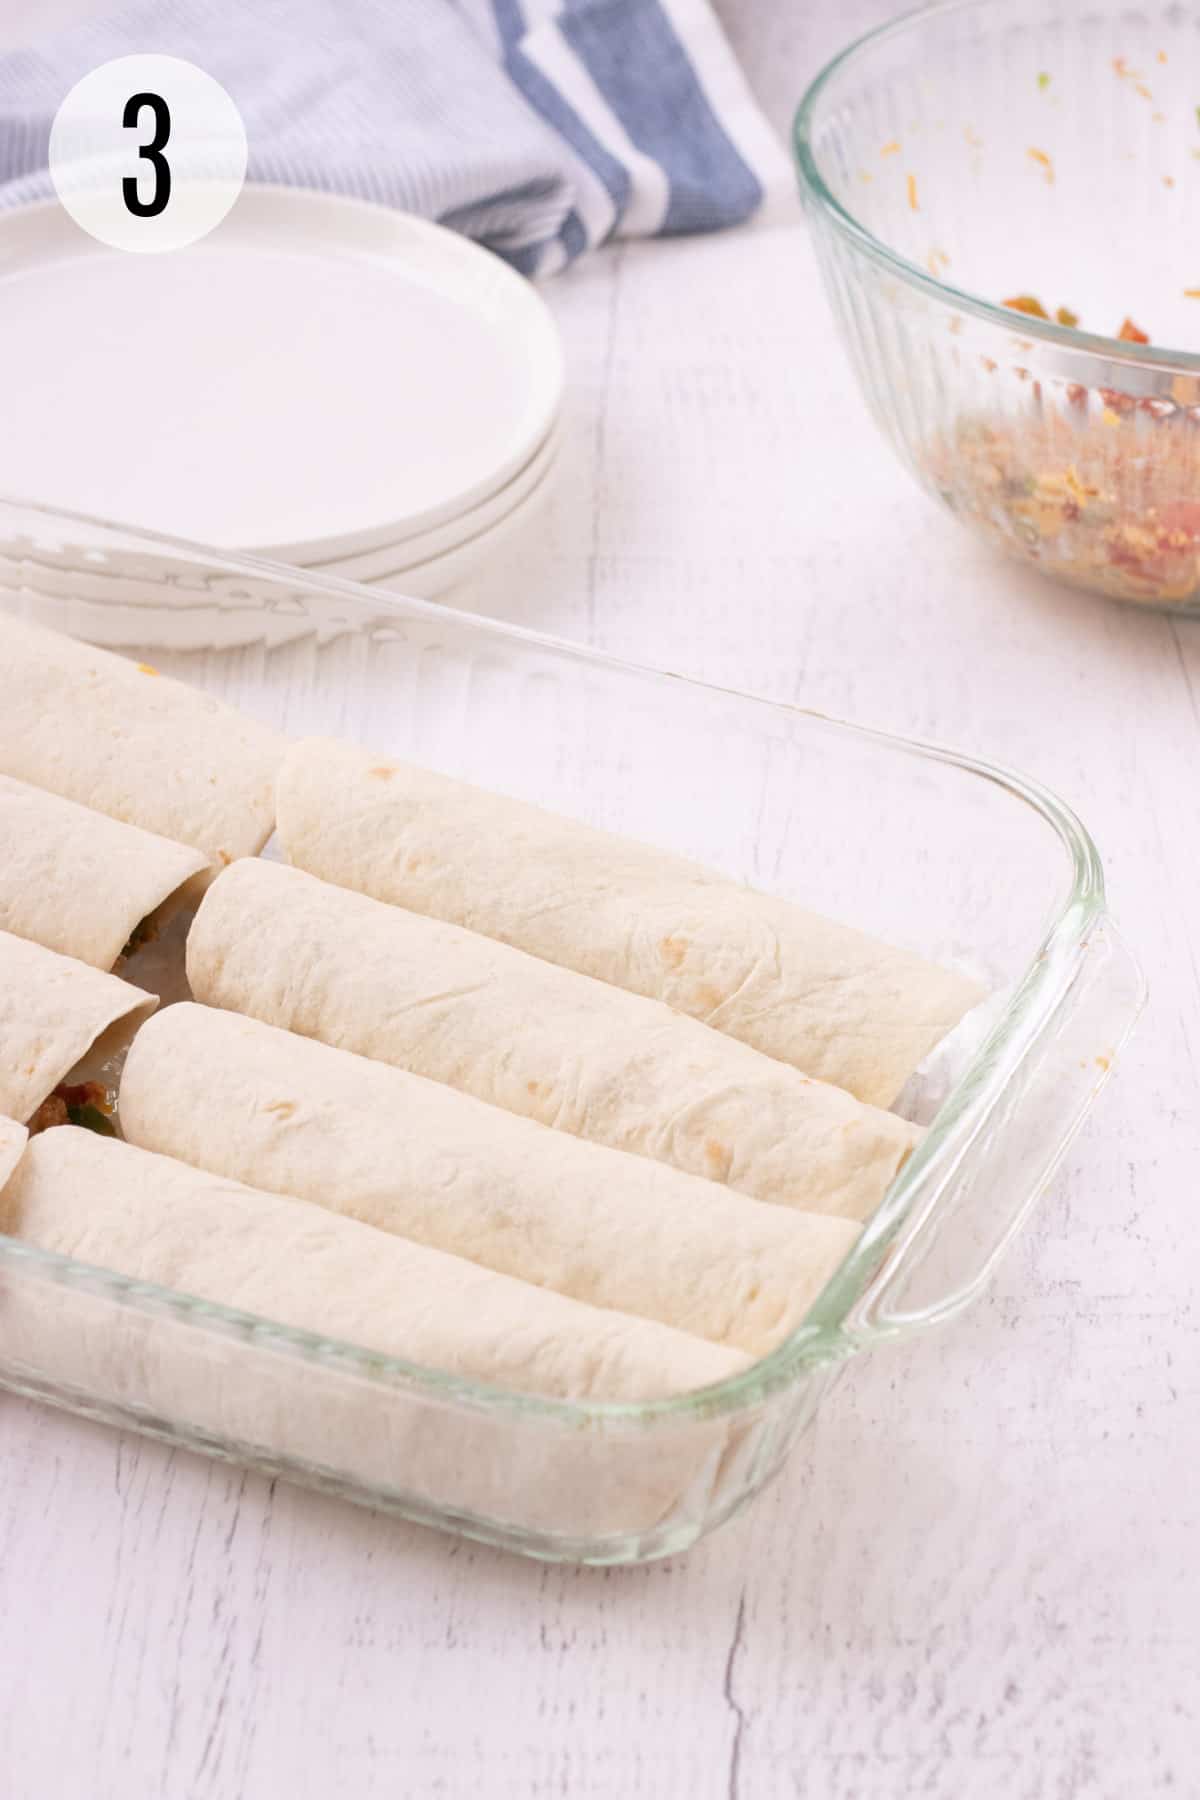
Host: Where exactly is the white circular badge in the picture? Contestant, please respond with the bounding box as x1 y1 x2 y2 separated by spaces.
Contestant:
49 54 247 253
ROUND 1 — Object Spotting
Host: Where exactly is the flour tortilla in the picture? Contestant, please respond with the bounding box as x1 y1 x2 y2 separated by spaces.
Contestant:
0 1117 26 1192
276 737 984 1106
0 775 209 970
0 614 285 869
0 932 157 1123
187 860 919 1221
0 1130 749 1540
1 1129 746 1404
120 1004 860 1356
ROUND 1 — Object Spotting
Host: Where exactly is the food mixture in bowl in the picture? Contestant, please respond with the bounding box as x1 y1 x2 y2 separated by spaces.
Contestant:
929 359 1200 606
794 0 1200 611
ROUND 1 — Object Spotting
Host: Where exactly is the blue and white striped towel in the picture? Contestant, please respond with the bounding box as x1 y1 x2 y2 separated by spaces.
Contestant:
0 0 792 276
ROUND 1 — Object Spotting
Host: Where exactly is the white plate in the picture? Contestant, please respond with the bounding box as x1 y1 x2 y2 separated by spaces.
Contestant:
350 452 558 600
0 437 555 638
0 187 564 559
0 454 555 642
304 425 560 579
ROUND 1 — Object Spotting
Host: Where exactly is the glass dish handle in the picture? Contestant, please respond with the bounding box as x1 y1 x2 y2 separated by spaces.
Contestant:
851 916 1145 1339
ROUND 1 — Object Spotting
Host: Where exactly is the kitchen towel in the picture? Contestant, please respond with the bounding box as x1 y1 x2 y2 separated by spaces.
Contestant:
0 0 792 275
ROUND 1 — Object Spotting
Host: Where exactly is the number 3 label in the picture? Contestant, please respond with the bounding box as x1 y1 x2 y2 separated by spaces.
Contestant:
50 55 246 252
122 92 172 219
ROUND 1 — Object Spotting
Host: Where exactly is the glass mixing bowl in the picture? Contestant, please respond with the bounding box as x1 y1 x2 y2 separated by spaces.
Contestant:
794 0 1200 612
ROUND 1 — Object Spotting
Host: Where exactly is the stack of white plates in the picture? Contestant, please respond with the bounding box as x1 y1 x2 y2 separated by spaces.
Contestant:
0 188 564 599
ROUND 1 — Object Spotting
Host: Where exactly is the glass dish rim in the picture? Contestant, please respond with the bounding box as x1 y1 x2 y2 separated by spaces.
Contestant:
791 0 1200 375
0 492 1107 1433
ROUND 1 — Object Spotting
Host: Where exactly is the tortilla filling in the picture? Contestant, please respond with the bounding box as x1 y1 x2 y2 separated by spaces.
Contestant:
28 1081 118 1138
118 915 159 962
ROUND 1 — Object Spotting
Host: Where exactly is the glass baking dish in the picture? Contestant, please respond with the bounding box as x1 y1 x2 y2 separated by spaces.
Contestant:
0 495 1144 1564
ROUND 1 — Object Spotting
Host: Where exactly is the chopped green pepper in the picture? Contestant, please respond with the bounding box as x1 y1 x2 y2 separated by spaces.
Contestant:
67 1102 118 1137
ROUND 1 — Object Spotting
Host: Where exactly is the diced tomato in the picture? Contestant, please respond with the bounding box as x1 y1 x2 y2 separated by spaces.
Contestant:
1156 501 1200 538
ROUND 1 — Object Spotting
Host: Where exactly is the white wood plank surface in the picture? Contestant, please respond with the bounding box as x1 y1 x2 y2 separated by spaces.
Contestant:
1 4 1197 1796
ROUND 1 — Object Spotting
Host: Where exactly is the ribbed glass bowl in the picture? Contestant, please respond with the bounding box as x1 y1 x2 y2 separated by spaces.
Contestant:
794 0 1200 612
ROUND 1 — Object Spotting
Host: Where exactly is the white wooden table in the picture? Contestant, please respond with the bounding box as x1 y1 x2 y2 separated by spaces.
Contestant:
2 5 1197 1796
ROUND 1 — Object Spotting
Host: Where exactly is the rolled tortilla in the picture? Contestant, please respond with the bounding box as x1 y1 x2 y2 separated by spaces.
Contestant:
0 1116 27 1191
276 738 984 1106
187 860 919 1221
0 931 156 1123
120 1004 861 1356
0 775 209 970
1 1129 748 1404
0 614 285 869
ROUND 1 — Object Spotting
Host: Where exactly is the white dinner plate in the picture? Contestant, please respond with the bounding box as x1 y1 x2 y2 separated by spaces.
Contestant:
305 425 560 579
0 187 564 559
350 453 559 600
0 437 558 641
